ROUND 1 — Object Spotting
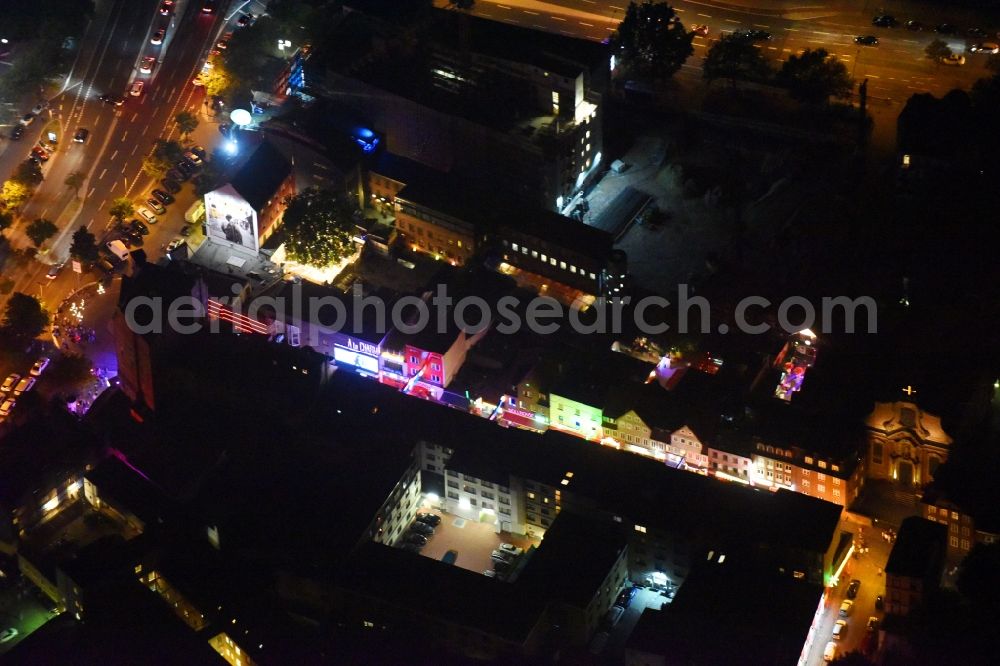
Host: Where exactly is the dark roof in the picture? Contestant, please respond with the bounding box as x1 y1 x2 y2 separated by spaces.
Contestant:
228 141 292 211
628 558 824 664
516 510 626 609
549 351 653 409
85 454 173 527
396 178 484 231
370 150 446 186
885 516 947 579
500 208 614 262
117 262 197 313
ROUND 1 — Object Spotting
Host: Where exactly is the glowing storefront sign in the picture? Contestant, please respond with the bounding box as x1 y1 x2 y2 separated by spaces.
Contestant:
334 346 380 374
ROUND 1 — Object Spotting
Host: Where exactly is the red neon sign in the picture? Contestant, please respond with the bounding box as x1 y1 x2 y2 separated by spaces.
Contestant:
207 300 269 335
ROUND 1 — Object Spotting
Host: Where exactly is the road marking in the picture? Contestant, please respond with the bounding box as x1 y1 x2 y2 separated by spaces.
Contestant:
697 13 711 18
725 19 739 24
99 168 107 179
754 24 769 28
867 74 881 78
610 4 625 9
551 16 565 21
88 187 95 198
121 130 128 141
785 28 799 32
581 0 596 3
533 24 545 28
523 10 538 15
767 46 777 50
130 112 138 122
497 3 510 8
580 22 594 27
131 144 139 155
99 199 106 210
40 207 50 218
110 150 118 160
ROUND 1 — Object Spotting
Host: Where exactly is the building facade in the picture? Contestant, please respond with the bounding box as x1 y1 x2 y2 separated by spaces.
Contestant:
866 401 951 490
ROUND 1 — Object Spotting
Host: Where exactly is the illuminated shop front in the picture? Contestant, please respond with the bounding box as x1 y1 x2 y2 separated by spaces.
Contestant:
331 333 381 378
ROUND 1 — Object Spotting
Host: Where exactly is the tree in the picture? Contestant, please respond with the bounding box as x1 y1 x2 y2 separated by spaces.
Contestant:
64 171 86 198
70 226 99 262
0 180 32 209
281 187 358 268
610 2 694 81
142 152 172 179
957 542 1000 615
703 35 772 88
13 159 44 187
174 111 199 140
108 197 134 223
41 352 93 392
777 48 852 104
0 210 13 231
200 65 237 100
925 39 953 64
1 292 49 341
26 218 58 247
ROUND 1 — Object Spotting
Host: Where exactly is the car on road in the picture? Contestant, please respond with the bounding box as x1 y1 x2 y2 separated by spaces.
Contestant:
146 198 166 214
839 599 853 617
615 586 638 609
161 178 181 193
904 20 923 31
734 29 771 42
216 40 228 51
139 56 156 74
191 75 205 87
30 358 51 376
130 81 144 96
872 15 897 28
130 219 149 235
237 13 255 27
410 521 434 536
415 513 441 527
970 42 999 53
832 619 847 640
137 207 158 225
0 627 17 643
0 399 14 418
823 641 837 662
19 113 35 126
497 543 523 557
1 375 20 393
183 150 203 166
941 53 966 65
441 550 458 565
847 579 861 599
866 616 879 632
46 262 64 279
151 30 165 45
202 0 216 13
218 123 231 136
13 377 36 397
691 24 709 37
190 145 207 160
9 126 24 140
152 189 175 205
31 101 49 115
159 0 174 15
99 93 124 106
74 128 90 143
855 35 879 46
31 146 49 161
935 24 957 35
404 533 427 546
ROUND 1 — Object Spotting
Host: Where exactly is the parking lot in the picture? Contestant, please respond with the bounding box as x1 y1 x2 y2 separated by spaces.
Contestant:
407 509 537 577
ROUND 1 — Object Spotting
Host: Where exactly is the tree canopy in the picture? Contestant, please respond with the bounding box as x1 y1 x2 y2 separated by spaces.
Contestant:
1 292 49 341
610 2 693 81
281 188 358 268
777 48 852 104
26 218 58 247
925 39 953 63
703 35 772 87
0 181 32 209
70 226 99 262
175 111 198 139
13 159 44 187
65 171 86 197
108 197 134 222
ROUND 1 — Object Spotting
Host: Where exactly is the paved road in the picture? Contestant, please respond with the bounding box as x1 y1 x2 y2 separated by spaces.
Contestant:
461 0 995 106
3 0 231 312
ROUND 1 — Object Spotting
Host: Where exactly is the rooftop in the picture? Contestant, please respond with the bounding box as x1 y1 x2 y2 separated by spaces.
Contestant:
885 516 948 579
226 140 292 211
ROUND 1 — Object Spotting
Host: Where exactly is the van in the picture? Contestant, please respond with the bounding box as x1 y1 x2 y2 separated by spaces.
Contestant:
823 641 837 662
602 606 624 628
106 240 130 262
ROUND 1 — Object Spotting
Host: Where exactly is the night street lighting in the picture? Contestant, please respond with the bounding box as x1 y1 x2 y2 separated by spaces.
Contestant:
225 139 238 155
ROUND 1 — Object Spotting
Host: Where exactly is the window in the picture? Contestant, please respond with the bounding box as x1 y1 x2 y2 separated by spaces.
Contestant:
961 539 970 550
833 489 841 499
818 461 827 469
499 496 510 505
512 243 519 251
448 491 459 500
817 484 825 493
463 485 476 494
950 536 959 548
499 507 510 515
447 481 459 489
527 492 536 500
802 469 811 477
951 511 959 520
635 524 647 533
481 491 494 500
481 481 493 489
527 513 537 522
470 499 477 506
805 456 814 465
427 454 436 461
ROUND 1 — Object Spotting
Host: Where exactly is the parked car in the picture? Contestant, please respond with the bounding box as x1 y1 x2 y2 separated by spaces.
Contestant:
935 24 957 35
441 550 458 565
483 569 496 578
31 146 49 161
823 641 837 662
493 558 511 572
1 374 20 392
166 238 185 252
497 543 523 557
847 579 861 599
734 29 771 42
0 627 17 643
130 219 150 235
183 150 203 166
30 101 48 115
866 616 879 632
19 113 35 126
152 189 174 205
166 168 185 182
180 225 193 236
146 198 165 214
125 231 144 247
160 178 181 193
0 399 14 418
139 56 156 74
839 600 853 617
73 128 90 143
190 145 207 160
967 27 988 39
904 20 923 31
833 619 847 640
151 30 165 45
941 53 966 65
855 35 879 46
602 606 624 628
615 586 637 609
137 207 158 225
176 161 195 177
410 521 434 536
491 549 514 564
415 513 441 527
13 377 36 396
404 533 427 546
46 262 64 278
237 13 255 27
98 258 116 273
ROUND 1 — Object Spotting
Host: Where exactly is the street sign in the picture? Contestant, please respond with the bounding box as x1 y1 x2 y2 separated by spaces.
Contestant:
72 260 82 274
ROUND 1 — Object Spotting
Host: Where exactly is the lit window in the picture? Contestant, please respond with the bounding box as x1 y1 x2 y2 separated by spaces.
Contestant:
570 265 577 273
512 243 519 251
634 525 647 533
541 254 547 262
818 460 827 469
549 257 556 266
589 272 596 280
527 492 536 499
531 250 538 258
804 456 814 465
